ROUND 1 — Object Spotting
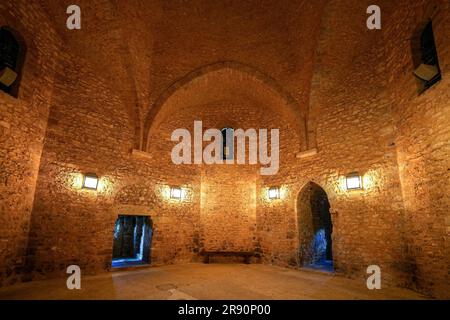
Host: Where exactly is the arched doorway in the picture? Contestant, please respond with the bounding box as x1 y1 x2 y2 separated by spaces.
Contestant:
297 182 333 272
111 215 153 268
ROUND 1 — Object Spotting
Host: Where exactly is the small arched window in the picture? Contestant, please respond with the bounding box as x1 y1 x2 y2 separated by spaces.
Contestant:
413 21 441 93
221 128 234 160
0 26 25 97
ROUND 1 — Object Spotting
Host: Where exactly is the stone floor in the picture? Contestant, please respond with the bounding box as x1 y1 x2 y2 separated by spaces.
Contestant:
0 263 427 300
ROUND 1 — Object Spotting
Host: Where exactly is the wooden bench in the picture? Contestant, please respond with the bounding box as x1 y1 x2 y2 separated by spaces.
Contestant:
200 251 255 264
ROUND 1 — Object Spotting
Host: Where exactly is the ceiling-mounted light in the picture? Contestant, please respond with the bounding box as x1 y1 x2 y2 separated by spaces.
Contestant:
268 187 280 200
346 172 363 190
82 173 99 190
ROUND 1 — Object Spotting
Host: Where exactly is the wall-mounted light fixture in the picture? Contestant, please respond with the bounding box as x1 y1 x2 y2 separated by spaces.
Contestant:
170 186 185 200
82 173 99 190
346 172 363 190
268 187 280 200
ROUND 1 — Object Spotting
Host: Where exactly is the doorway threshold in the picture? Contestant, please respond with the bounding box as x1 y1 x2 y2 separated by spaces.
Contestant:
112 258 150 269
302 260 334 273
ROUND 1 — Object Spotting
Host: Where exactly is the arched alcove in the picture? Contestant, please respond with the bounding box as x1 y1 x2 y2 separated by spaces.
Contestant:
141 63 306 256
297 182 333 272
142 61 306 152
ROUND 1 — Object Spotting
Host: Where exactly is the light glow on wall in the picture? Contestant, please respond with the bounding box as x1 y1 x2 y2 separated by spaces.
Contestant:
362 173 375 190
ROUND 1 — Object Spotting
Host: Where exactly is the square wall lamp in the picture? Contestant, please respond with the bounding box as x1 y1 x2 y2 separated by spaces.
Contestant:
82 173 99 190
170 186 185 200
346 172 363 190
268 187 280 200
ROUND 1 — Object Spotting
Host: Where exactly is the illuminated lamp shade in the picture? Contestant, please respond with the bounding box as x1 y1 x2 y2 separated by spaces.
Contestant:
346 172 363 190
82 173 99 190
170 186 184 200
268 187 280 200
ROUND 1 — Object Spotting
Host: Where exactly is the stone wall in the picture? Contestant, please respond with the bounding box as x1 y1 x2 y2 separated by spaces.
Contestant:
382 0 450 298
258 0 449 299
26 44 201 279
260 0 406 287
200 165 257 253
0 0 60 286
147 67 304 260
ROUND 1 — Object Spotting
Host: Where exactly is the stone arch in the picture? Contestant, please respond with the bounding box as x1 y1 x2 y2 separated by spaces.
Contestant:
296 181 333 271
142 61 307 152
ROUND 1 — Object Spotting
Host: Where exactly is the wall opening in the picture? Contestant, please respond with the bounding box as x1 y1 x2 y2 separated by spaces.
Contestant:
412 21 442 94
0 26 26 98
297 182 333 272
112 215 153 268
221 127 234 160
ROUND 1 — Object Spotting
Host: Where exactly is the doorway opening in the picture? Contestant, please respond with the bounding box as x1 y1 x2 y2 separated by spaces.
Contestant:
112 215 153 268
297 182 333 272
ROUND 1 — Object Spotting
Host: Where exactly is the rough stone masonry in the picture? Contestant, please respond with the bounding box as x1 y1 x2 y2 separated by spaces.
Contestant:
0 0 448 299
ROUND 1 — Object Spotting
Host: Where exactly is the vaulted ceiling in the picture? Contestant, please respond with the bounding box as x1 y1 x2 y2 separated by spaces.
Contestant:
38 0 326 149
